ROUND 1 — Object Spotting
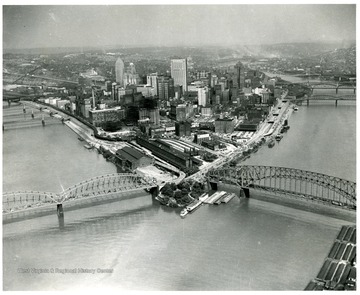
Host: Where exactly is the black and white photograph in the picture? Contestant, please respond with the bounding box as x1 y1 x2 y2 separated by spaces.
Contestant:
2 1 357 291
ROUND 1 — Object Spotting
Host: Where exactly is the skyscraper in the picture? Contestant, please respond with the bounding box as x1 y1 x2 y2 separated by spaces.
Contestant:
123 63 139 86
158 76 174 100
234 61 245 90
147 73 158 95
171 59 188 92
115 58 125 86
197 86 209 107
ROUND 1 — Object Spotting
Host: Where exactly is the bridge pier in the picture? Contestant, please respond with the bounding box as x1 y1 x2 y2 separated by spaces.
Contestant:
336 87 338 94
335 100 338 107
208 181 218 191
307 99 309 106
149 186 159 197
57 204 64 217
240 187 250 198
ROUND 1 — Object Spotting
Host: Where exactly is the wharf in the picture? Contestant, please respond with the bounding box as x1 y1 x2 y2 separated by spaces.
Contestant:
305 225 356 290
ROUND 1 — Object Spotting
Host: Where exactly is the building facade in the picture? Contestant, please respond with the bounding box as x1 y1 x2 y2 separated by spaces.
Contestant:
115 58 125 86
175 121 191 137
197 86 209 107
171 58 188 92
88 107 125 127
214 118 235 134
147 73 158 95
115 146 154 171
234 61 245 90
158 76 174 100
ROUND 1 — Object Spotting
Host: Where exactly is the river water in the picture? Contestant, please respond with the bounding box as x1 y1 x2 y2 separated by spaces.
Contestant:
2 79 356 291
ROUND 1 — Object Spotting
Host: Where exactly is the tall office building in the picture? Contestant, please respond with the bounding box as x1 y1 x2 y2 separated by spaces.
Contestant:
197 86 209 107
115 58 125 86
171 59 188 92
234 61 245 90
158 76 174 100
147 73 158 95
123 62 139 85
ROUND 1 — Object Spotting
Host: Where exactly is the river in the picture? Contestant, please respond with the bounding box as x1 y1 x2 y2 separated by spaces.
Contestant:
2 78 356 290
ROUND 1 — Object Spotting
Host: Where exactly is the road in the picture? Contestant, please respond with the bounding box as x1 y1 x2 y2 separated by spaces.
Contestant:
22 91 292 186
20 101 185 186
186 90 290 183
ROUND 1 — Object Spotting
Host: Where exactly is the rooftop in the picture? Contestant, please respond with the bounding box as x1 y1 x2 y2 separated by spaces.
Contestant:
116 146 147 162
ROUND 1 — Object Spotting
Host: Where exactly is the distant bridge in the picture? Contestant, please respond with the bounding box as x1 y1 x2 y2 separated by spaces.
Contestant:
207 165 356 210
3 173 158 221
294 81 356 94
288 94 356 106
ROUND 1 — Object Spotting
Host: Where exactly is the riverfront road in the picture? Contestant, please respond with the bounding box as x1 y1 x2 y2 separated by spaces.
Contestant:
19 101 185 186
187 92 290 183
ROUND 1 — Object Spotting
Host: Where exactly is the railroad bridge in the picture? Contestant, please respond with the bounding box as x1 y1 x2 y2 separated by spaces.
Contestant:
207 165 356 210
3 173 158 222
296 81 356 94
290 94 356 107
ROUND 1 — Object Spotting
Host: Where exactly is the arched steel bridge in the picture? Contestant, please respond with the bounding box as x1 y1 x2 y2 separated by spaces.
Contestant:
206 165 356 210
3 173 158 217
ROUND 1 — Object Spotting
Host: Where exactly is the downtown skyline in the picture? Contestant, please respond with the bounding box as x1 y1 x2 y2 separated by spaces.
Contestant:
3 4 356 50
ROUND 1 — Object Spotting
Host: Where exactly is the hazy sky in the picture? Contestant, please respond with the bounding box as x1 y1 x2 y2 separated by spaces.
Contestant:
3 4 356 49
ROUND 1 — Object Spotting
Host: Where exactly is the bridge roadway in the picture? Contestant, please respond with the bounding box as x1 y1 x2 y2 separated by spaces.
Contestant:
206 165 356 210
289 94 356 106
3 173 159 222
292 81 356 94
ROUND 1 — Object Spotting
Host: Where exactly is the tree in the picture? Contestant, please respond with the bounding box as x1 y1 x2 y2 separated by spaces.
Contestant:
177 181 191 191
161 183 174 197
174 190 183 200
181 188 189 197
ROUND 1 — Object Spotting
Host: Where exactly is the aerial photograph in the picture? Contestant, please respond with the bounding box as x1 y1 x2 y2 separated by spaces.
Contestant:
2 3 357 291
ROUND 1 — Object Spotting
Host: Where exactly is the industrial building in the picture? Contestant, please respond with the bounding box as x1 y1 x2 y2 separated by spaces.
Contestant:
89 107 125 127
115 146 154 171
136 136 195 170
214 118 235 134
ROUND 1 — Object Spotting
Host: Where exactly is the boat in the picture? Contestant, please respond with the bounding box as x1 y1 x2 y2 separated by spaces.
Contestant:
293 106 299 111
78 137 84 141
280 125 289 133
180 208 188 218
214 193 228 205
222 193 236 204
208 191 227 204
264 128 275 137
268 139 275 148
84 144 93 149
198 193 209 202
186 199 202 212
275 134 283 141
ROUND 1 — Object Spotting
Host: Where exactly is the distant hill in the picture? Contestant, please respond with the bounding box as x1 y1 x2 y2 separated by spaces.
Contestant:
3 41 356 59
240 41 356 58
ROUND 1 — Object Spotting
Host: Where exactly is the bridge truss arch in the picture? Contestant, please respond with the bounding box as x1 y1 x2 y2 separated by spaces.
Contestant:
207 165 356 210
2 191 60 213
3 173 158 215
59 173 158 203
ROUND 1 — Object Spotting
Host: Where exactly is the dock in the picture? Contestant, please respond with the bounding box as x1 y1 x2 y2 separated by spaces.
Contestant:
214 193 228 205
221 193 236 204
305 225 356 291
